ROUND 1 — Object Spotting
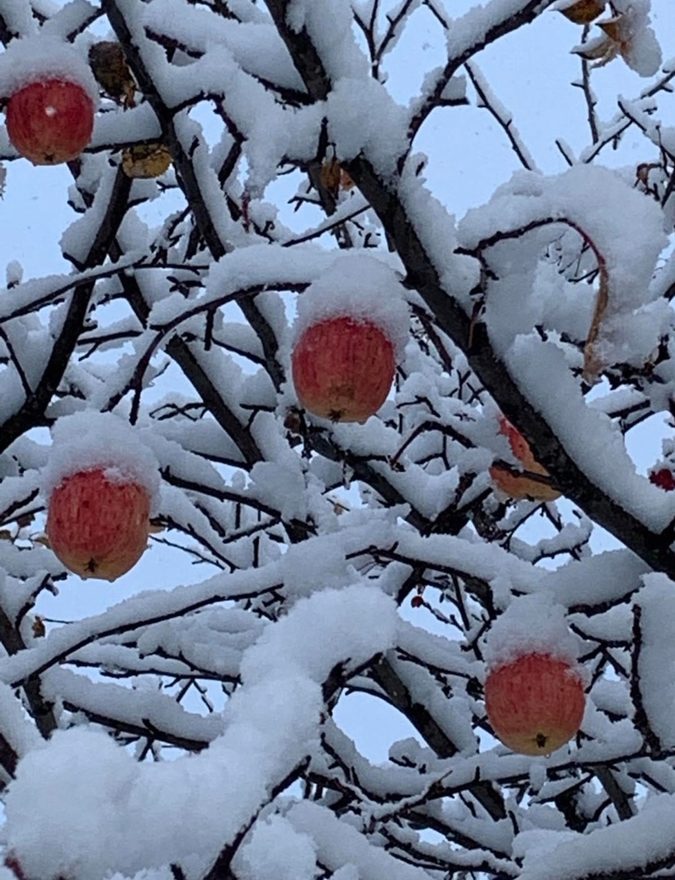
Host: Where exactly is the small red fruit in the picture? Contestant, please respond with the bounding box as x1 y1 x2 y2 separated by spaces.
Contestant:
46 469 150 581
291 316 395 423
489 415 560 501
649 468 675 491
485 652 585 756
6 78 94 165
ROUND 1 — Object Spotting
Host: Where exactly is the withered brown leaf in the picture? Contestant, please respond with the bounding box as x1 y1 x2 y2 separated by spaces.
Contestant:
557 0 606 25
122 143 172 179
89 41 136 108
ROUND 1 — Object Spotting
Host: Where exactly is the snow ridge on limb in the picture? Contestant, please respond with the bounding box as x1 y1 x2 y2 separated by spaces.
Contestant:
4 585 398 879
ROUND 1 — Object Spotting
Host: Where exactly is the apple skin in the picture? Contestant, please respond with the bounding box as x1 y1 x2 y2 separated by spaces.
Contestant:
291 316 395 423
485 653 585 756
46 469 150 581
649 468 675 491
489 415 560 501
6 78 94 165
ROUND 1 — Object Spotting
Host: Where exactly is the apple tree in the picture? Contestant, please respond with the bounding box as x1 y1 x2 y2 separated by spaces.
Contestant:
0 0 673 878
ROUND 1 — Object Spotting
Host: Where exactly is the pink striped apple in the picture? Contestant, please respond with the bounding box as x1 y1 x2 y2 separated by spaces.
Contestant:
292 315 395 423
46 469 150 581
485 652 585 755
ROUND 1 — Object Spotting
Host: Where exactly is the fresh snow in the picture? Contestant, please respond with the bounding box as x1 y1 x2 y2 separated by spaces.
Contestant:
0 34 99 102
40 411 162 513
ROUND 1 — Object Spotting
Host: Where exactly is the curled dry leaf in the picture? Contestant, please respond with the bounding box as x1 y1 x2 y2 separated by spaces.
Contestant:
320 159 355 196
572 11 660 74
571 33 619 65
122 143 172 179
556 0 606 25
89 41 136 108
340 168 356 190
597 15 625 43
582 259 609 383
320 158 342 196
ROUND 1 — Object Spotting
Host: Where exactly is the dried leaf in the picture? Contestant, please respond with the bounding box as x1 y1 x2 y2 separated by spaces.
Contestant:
32 617 46 638
571 33 617 63
122 143 172 179
597 15 624 44
320 158 342 196
339 168 356 191
557 0 606 25
89 41 136 108
148 518 166 534
583 263 609 382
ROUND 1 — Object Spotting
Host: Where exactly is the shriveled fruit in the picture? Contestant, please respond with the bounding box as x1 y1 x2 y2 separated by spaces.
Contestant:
88 41 136 107
6 78 94 165
122 142 172 178
292 316 395 423
46 469 150 581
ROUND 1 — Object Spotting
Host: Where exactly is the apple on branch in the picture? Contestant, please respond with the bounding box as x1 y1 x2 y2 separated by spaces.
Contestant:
290 256 409 424
485 652 586 756
483 593 586 756
490 415 561 501
5 78 94 165
292 315 396 423
46 468 151 581
649 467 675 491
0 36 98 165
41 412 161 582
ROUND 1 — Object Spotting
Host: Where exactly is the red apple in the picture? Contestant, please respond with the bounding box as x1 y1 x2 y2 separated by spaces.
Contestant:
649 468 675 491
489 415 560 501
485 652 585 755
46 469 150 581
6 78 94 165
291 315 395 422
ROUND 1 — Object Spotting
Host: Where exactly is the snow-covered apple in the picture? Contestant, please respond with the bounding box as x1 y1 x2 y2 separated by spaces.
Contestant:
6 78 94 165
291 315 396 422
46 468 150 581
485 652 585 755
490 415 560 501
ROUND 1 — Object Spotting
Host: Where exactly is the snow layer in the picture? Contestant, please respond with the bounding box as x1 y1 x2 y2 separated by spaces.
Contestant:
0 34 99 103
40 411 162 514
505 337 675 531
3 585 399 879
517 792 675 880
459 165 668 366
634 574 675 749
484 593 583 672
292 254 410 359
